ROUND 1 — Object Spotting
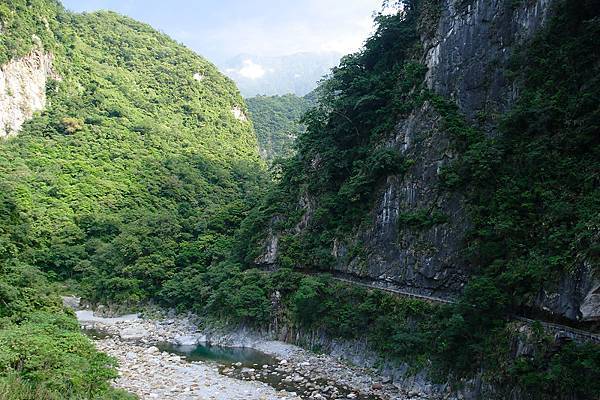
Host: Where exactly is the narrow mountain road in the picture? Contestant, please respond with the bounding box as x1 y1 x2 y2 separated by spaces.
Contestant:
329 275 456 305
324 273 600 344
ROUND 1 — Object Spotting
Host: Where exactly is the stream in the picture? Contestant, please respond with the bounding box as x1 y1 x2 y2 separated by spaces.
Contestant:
158 342 277 366
156 342 380 400
74 307 419 400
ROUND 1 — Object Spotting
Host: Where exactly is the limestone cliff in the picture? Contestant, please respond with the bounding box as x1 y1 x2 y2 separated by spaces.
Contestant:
0 50 55 138
258 0 599 323
350 0 598 321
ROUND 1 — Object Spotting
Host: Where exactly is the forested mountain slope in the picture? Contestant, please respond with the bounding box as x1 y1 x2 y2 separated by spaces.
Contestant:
247 94 313 162
0 0 264 303
1 0 599 399
0 0 264 396
232 0 600 398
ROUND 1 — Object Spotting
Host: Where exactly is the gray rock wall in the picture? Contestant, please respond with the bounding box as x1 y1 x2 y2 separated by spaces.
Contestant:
334 102 468 298
259 0 599 321
536 260 600 321
332 0 553 298
425 0 552 119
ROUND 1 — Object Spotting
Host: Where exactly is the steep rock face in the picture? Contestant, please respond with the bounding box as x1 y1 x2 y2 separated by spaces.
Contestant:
331 0 552 298
258 0 598 321
425 0 551 119
580 276 600 321
0 50 55 138
536 261 600 321
334 103 469 298
345 0 599 321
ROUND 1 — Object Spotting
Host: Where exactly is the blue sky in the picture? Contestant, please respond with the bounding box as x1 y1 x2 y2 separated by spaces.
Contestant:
61 0 385 64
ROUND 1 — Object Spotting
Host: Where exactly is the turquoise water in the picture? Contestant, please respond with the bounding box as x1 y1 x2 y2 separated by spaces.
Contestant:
82 327 380 399
159 342 379 399
157 342 277 367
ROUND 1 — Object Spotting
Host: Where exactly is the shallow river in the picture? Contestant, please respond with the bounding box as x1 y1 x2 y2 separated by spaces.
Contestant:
159 342 277 366
76 309 400 399
156 342 379 399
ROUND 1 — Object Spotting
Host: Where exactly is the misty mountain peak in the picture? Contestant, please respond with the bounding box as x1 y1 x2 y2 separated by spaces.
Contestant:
220 52 341 97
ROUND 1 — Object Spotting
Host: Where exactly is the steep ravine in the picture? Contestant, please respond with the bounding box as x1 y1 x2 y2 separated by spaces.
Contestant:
1 1 598 399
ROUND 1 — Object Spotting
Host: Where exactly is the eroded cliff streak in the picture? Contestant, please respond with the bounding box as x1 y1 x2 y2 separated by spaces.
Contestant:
0 50 55 138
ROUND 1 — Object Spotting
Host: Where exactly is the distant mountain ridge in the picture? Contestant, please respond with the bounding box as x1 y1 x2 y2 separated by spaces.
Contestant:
220 52 341 97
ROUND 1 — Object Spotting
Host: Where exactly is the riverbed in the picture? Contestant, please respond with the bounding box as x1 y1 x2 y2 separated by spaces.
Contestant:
76 308 426 399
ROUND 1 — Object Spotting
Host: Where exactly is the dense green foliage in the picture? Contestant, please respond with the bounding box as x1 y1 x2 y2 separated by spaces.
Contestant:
0 189 132 399
1 0 598 399
246 94 313 162
0 0 64 64
0 0 264 396
506 330 600 399
162 264 441 365
0 6 133 396
233 0 600 398
0 3 265 305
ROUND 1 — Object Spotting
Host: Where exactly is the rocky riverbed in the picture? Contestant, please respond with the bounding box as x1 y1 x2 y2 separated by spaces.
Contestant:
96 339 287 400
75 305 428 400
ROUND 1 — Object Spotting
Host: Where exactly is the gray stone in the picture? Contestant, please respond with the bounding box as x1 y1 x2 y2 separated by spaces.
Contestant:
120 327 149 341
580 281 600 321
174 334 206 346
62 296 81 310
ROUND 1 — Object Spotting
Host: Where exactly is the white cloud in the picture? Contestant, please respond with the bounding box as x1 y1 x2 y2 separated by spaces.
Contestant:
237 59 266 80
189 0 383 61
61 0 385 62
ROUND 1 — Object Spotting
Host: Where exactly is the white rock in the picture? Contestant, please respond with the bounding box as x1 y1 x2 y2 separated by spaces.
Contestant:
119 327 149 341
231 106 248 121
174 334 206 346
0 51 57 138
146 346 159 354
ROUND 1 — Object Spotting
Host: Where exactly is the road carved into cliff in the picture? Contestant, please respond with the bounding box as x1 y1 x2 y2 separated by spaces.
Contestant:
320 273 600 344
